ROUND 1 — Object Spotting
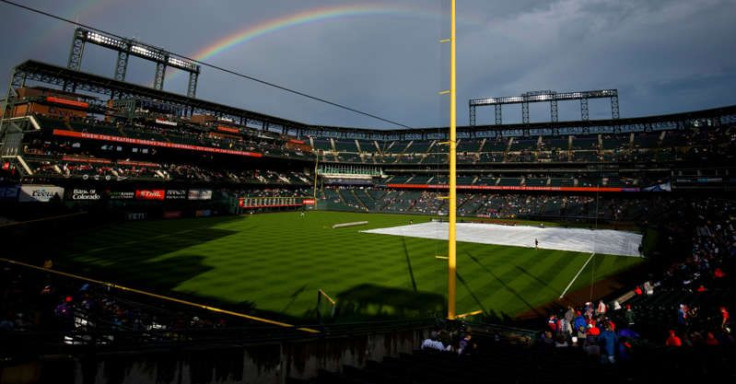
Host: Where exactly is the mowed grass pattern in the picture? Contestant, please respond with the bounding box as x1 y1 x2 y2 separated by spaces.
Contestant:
55 212 641 322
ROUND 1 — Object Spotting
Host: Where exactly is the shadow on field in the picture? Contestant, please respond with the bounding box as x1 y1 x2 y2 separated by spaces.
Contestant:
46 218 240 294
401 238 418 292
464 251 545 318
331 284 445 321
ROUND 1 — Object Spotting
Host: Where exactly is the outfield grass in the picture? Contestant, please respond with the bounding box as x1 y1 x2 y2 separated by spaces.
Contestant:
54 211 642 323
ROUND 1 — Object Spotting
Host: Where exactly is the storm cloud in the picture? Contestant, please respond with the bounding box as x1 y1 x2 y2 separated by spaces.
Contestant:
1 0 734 128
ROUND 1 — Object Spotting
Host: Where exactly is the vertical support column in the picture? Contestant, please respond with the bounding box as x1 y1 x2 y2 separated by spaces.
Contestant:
115 47 130 81
187 72 199 99
494 105 502 125
522 101 530 124
611 95 619 119
66 29 85 93
550 99 559 122
581 98 589 121
67 29 85 71
469 105 476 126
153 62 167 91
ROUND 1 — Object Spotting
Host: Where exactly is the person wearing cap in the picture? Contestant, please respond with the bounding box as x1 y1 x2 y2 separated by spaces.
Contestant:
598 322 618 364
625 304 635 326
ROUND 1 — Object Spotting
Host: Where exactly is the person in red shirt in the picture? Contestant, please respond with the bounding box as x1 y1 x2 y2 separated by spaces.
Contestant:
665 330 682 347
705 332 719 346
721 306 730 331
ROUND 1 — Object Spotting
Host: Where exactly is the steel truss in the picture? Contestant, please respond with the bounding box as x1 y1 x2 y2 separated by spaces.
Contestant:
67 28 201 98
469 89 620 126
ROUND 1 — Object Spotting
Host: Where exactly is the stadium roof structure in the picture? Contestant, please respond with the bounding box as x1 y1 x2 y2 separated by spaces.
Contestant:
6 60 736 141
8 60 303 134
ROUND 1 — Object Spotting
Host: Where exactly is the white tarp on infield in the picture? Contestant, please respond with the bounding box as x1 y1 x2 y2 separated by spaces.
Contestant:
362 222 643 257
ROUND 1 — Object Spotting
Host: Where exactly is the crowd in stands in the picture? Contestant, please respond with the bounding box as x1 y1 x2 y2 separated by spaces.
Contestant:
23 113 736 168
0 261 235 353
323 187 651 223
535 196 734 366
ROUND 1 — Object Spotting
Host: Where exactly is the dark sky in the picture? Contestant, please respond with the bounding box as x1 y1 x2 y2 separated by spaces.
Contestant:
1 0 735 129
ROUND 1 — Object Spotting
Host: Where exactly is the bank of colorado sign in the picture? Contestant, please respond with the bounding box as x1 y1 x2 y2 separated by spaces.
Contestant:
70 188 102 200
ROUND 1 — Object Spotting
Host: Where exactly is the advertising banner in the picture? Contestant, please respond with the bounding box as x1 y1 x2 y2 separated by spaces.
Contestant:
195 209 212 217
166 189 187 200
19 185 64 202
70 188 102 200
108 191 135 200
126 212 147 221
217 126 240 133
135 189 165 201
163 211 183 219
188 189 212 200
53 129 262 158
155 118 178 127
302 198 316 205
46 96 89 109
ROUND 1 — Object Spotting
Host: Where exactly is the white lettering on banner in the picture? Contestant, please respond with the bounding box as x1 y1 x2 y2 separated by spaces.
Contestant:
109 191 135 200
166 189 187 200
53 129 262 158
71 188 101 200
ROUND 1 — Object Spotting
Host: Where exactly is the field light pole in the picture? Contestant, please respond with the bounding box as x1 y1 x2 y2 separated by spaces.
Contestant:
447 0 458 321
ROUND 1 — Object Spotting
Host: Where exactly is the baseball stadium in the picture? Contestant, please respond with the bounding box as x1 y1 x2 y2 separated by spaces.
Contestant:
0 1 734 383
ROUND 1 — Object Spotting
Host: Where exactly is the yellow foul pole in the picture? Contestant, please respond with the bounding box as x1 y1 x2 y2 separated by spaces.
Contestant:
313 150 319 210
447 0 457 320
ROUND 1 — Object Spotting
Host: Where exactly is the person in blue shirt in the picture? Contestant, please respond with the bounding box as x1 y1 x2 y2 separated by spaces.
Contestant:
598 323 618 364
574 311 588 339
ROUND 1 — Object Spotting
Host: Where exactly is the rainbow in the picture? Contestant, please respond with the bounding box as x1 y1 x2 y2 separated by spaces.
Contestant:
189 3 422 62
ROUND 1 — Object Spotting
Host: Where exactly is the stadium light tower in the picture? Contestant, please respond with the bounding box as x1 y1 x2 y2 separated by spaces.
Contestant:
67 28 201 98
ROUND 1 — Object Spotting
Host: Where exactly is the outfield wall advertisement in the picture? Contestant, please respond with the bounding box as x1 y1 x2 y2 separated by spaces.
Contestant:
19 185 64 202
166 189 187 200
108 191 135 200
136 189 165 201
69 188 102 200
188 189 212 200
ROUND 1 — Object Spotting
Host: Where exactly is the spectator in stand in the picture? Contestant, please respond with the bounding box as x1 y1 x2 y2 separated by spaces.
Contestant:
624 304 635 327
574 311 588 340
677 304 689 328
705 332 720 346
421 330 450 352
583 334 600 359
596 300 607 316
598 322 618 364
721 306 731 332
540 330 555 349
457 332 475 356
665 330 682 347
